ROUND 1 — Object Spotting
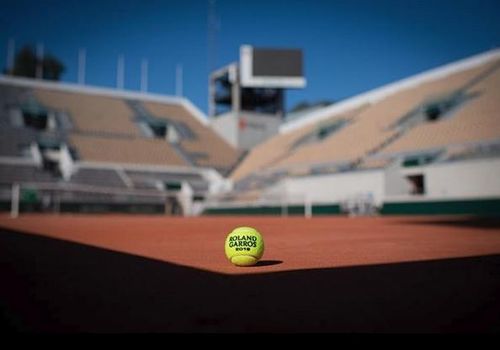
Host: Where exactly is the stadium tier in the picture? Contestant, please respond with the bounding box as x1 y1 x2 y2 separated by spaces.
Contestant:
206 49 500 216
0 77 236 215
232 56 500 181
378 62 500 156
70 135 187 166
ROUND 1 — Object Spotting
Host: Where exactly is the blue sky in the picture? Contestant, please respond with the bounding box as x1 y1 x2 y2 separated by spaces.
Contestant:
1 0 500 114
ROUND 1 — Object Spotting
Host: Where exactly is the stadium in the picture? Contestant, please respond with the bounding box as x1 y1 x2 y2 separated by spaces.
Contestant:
1 0 500 334
1 48 499 217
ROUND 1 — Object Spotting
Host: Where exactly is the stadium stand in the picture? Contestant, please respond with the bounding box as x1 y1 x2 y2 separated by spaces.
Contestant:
0 127 39 157
2 49 499 217
34 89 141 137
70 134 187 166
69 168 127 188
206 49 500 216
378 61 500 156
0 164 56 183
233 58 499 181
124 169 209 195
230 105 368 182
0 76 235 215
144 101 241 171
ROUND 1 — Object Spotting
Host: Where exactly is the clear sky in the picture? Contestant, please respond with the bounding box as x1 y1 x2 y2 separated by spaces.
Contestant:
1 0 500 114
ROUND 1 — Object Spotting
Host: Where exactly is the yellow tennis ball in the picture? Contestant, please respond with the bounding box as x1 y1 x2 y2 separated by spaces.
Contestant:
225 227 264 266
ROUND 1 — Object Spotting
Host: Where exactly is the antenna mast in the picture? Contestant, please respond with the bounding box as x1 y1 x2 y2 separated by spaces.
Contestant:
207 0 217 75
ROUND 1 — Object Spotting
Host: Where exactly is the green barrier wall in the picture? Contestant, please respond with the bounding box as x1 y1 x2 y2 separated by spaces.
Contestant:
204 199 500 216
204 204 341 215
381 198 500 216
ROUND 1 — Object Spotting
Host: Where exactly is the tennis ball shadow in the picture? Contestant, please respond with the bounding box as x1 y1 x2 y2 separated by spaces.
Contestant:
253 260 283 267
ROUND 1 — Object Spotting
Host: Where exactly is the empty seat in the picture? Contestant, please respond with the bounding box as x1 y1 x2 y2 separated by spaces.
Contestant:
70 168 127 188
70 134 189 167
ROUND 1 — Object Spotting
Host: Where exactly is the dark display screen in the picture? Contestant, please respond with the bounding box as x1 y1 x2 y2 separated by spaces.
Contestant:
252 49 303 77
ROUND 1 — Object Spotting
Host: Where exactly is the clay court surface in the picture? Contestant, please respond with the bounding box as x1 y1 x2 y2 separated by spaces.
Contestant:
1 214 500 332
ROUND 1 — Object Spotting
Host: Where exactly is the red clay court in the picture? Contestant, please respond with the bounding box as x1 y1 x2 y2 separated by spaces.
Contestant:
1 214 500 332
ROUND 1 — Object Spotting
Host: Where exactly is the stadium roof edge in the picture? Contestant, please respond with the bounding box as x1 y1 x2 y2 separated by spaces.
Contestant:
280 48 500 134
0 74 209 125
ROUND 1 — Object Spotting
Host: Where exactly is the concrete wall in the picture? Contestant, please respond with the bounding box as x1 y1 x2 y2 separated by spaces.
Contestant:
210 112 238 148
280 169 385 206
385 158 500 201
211 111 282 150
238 112 282 150
271 158 500 206
384 160 412 196
425 158 500 199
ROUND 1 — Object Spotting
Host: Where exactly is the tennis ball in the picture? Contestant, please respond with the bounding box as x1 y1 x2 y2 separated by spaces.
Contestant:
225 226 264 266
